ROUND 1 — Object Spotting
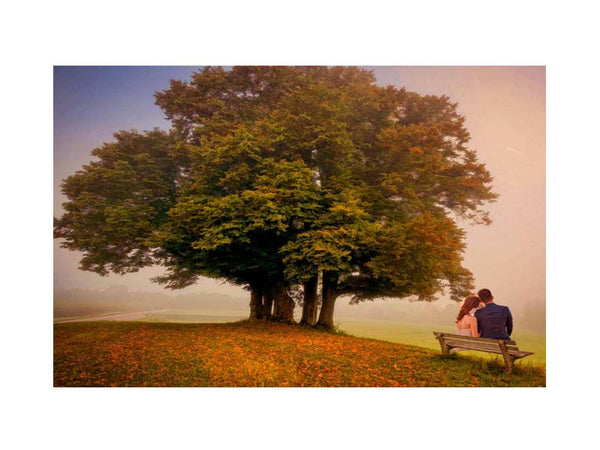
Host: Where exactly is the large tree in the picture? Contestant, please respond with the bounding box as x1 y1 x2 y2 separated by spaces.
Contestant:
55 66 497 328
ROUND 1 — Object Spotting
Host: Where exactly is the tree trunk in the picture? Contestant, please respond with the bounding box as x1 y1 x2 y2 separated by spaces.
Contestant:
300 275 319 326
249 286 263 320
316 271 339 329
271 282 295 323
272 286 281 318
262 287 274 320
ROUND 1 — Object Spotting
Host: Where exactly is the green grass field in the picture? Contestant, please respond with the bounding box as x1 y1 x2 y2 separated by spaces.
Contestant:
335 318 546 366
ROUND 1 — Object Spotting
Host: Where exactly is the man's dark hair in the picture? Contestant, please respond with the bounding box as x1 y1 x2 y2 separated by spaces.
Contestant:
477 288 494 303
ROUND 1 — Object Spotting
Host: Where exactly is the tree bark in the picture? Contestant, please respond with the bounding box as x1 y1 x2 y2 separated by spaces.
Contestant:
300 275 319 326
262 286 274 320
271 281 295 323
249 285 263 320
316 271 339 329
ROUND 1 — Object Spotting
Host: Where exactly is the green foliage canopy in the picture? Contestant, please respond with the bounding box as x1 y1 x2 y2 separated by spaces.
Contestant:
55 66 497 310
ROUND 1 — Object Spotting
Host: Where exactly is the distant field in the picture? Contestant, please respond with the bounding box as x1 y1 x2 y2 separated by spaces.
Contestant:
54 310 247 324
336 318 546 366
141 310 246 323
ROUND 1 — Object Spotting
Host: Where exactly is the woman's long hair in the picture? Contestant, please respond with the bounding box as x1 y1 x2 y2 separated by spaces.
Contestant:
455 295 481 323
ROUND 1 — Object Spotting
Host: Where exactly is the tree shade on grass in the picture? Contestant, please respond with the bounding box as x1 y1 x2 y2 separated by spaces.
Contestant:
54 66 497 327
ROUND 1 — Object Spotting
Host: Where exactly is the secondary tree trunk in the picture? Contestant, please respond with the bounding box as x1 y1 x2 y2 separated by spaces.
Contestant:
262 287 274 320
300 275 319 326
316 271 339 329
271 282 295 323
249 286 263 320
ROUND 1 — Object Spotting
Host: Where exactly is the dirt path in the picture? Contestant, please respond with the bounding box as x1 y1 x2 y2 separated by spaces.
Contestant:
55 310 170 323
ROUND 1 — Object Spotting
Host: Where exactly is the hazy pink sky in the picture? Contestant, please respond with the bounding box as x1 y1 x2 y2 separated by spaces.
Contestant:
54 66 545 308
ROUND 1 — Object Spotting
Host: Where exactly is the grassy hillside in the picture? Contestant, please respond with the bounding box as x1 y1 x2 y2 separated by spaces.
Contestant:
54 321 545 387
136 310 545 365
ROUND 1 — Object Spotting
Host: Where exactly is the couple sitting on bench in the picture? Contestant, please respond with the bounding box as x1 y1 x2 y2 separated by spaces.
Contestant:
434 288 532 372
455 288 512 339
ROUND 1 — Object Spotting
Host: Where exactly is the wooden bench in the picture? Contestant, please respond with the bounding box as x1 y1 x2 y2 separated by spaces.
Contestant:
433 332 533 372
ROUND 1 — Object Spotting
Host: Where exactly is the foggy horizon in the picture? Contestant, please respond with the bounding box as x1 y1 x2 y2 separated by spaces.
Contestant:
54 284 545 333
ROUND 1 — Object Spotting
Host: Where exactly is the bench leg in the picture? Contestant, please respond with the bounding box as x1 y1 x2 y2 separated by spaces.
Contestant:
436 337 450 355
502 354 515 372
499 341 514 372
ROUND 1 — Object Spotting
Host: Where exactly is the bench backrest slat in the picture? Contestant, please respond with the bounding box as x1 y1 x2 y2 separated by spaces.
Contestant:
433 332 516 345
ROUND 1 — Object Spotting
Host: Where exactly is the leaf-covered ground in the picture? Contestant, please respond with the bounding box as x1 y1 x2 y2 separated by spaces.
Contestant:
54 321 545 387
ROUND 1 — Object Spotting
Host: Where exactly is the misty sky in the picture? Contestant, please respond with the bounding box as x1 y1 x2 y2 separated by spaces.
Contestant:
54 66 545 308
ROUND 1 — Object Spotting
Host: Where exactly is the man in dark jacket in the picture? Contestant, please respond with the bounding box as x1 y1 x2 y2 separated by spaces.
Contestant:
474 288 513 340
